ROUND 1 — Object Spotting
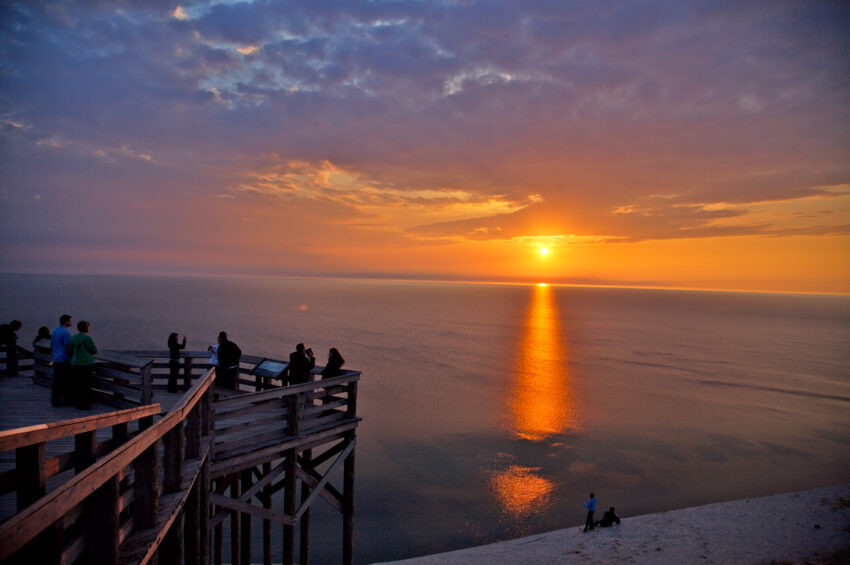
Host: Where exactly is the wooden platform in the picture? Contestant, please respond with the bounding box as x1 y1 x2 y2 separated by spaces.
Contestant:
0 351 361 565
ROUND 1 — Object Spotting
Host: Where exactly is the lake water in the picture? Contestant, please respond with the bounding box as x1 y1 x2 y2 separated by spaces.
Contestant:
1 274 848 564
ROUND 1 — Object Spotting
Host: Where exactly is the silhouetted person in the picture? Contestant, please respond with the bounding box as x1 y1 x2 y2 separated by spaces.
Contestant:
167 332 187 392
215 331 241 391
34 326 51 345
70 320 97 410
0 320 23 375
51 314 73 406
285 343 315 385
583 492 597 532
321 347 345 379
594 507 621 528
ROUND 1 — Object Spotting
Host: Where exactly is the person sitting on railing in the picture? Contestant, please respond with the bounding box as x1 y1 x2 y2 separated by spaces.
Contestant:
167 332 187 393
215 331 241 390
285 343 315 386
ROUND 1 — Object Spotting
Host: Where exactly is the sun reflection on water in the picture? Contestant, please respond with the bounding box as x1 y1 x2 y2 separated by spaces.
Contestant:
510 283 576 441
488 465 554 518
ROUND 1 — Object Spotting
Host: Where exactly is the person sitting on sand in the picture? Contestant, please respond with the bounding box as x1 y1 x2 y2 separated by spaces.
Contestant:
594 507 621 528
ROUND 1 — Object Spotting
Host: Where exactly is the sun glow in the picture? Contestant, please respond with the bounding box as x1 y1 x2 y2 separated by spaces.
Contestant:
539 247 549 256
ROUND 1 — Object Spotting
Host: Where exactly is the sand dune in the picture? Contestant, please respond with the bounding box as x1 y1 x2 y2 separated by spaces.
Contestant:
373 484 849 564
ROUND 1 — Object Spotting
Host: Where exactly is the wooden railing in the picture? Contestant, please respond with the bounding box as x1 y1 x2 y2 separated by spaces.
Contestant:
115 351 286 393
208 370 360 565
0 369 215 565
27 340 154 407
1 348 362 565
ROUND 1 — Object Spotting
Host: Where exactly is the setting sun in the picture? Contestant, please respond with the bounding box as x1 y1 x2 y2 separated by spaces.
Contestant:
539 247 549 256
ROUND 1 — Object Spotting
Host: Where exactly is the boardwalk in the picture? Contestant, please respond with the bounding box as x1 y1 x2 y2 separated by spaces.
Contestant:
0 349 361 565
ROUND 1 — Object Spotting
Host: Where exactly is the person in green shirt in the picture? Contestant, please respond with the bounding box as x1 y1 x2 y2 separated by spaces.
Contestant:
70 320 97 409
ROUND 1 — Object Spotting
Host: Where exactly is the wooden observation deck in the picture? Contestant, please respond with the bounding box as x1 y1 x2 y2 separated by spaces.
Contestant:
0 344 361 565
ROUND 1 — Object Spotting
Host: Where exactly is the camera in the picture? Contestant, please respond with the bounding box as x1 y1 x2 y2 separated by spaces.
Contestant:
306 348 313 356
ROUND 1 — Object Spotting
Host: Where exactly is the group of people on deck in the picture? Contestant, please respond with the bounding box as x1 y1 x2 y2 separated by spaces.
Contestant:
4 315 345 408
0 315 101 410
171 331 345 392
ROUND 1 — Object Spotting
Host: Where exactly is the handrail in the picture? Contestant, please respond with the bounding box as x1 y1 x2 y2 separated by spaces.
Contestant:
213 371 361 409
0 404 162 452
0 368 216 561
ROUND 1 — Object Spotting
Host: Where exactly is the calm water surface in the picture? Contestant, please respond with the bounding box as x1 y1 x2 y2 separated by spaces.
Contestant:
1 274 848 564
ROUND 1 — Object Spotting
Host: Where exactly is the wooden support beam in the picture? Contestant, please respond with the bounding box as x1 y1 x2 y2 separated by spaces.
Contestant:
184 479 200 565
134 440 161 529
230 477 240 565
199 461 210 565
186 405 201 460
163 424 185 494
75 430 97 473
161 512 183 565
16 442 45 511
87 475 120 565
300 449 312 565
209 493 295 526
263 461 272 565
343 431 356 565
241 470 252 565
282 449 297 565
294 439 355 523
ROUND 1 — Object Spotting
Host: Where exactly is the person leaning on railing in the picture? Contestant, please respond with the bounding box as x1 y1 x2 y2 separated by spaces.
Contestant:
0 320 23 375
69 320 97 410
215 331 241 390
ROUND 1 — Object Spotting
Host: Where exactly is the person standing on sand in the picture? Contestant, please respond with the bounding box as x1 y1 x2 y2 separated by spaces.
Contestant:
51 314 73 406
583 492 597 532
69 320 97 410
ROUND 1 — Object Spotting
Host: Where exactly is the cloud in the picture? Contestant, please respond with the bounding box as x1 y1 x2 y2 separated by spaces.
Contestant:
1 0 849 282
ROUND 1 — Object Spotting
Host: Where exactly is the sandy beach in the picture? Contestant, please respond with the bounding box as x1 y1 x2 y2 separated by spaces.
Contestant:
373 485 850 565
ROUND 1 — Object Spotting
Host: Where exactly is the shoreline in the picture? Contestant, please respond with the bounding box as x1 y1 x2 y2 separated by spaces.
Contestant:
372 484 850 564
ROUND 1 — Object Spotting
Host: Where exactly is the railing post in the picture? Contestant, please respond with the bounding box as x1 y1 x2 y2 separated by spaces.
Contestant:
163 423 185 493
199 459 211 565
263 461 272 565
141 363 153 405
184 479 200 565
134 440 161 529
162 511 184 565
300 449 312 565
187 405 201 460
112 422 129 447
183 356 193 391
241 470 252 565
346 380 358 418
75 430 97 472
343 431 356 565
282 449 296 565
86 475 120 565
230 478 241 565
16 443 45 510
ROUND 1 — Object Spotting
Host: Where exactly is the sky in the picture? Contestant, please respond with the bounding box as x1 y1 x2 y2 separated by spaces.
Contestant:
1 0 849 293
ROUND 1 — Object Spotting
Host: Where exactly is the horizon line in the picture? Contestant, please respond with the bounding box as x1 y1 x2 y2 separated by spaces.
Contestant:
1 270 848 298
